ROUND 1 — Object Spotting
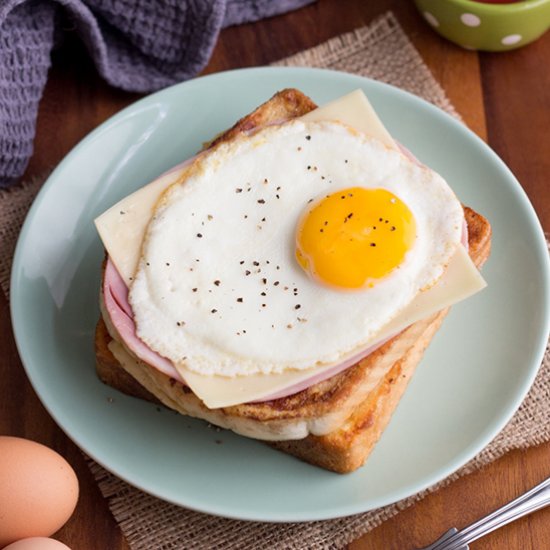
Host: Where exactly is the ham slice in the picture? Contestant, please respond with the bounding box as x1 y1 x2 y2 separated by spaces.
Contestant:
103 259 185 383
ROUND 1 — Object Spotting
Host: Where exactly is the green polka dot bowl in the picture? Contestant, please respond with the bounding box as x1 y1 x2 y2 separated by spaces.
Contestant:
414 0 550 51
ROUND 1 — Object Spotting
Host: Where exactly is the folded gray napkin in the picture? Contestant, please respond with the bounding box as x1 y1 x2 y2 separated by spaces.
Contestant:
0 0 314 188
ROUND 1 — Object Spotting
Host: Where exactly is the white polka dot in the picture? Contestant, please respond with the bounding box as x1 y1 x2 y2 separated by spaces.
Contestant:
461 45 476 51
423 12 440 28
502 34 522 45
461 13 481 27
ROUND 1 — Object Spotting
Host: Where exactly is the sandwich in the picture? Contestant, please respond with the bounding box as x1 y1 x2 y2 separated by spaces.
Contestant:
94 88 491 473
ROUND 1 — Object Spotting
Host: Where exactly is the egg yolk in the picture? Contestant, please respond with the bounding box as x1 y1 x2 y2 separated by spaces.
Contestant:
295 187 416 289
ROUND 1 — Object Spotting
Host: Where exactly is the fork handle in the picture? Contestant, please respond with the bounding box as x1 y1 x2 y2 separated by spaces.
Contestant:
433 476 550 550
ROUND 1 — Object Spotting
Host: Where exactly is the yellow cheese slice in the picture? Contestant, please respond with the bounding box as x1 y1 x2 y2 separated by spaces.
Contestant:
177 245 485 408
94 90 487 409
95 164 193 287
301 89 397 150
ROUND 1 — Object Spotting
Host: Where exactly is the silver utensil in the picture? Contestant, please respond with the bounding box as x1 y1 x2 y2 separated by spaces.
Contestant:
417 475 550 550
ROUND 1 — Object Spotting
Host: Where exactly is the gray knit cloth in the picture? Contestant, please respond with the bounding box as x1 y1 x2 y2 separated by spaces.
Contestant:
0 0 314 188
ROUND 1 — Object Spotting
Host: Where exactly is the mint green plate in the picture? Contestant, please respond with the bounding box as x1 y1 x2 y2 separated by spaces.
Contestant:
10 67 549 522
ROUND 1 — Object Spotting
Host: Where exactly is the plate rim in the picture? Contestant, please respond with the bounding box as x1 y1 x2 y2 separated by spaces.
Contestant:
9 66 550 522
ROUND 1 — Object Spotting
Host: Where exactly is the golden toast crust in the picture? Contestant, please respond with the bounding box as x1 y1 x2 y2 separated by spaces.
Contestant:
205 88 318 150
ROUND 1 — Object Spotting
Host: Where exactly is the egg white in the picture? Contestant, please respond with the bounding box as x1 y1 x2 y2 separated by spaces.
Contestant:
129 120 463 376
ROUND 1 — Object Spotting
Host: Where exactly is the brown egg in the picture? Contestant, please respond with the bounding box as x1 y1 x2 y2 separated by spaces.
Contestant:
0 437 79 547
3 538 72 550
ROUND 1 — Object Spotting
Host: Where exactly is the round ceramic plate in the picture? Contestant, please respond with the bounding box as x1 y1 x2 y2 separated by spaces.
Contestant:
11 67 549 522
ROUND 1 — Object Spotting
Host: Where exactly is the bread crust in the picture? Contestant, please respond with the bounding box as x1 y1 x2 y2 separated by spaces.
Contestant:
94 88 492 472
205 88 318 150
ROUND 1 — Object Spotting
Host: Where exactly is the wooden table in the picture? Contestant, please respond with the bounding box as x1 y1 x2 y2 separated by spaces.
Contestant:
1 1 548 548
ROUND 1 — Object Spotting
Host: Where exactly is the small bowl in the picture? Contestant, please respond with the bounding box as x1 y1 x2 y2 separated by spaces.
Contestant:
414 0 550 51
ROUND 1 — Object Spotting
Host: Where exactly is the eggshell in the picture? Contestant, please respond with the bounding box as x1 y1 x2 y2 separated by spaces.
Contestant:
3 538 72 550
0 437 79 547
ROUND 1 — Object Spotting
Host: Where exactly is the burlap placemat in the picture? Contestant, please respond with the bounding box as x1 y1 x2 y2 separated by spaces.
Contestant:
2 11 548 550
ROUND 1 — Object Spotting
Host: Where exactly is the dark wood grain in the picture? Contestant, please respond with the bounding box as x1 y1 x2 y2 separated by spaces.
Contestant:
3 1 549 549
480 36 550 225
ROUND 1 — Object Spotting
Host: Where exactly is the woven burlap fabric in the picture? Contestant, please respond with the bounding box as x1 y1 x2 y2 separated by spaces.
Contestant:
2 11 548 550
0 174 44 294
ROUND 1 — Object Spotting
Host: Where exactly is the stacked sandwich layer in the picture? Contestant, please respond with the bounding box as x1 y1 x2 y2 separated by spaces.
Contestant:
94 89 491 472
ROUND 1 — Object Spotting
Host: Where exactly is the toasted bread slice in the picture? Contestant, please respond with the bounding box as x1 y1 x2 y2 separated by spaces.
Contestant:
205 88 317 149
95 89 491 472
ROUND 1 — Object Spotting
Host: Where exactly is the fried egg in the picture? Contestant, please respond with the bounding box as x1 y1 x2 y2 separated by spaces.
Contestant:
129 120 464 377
